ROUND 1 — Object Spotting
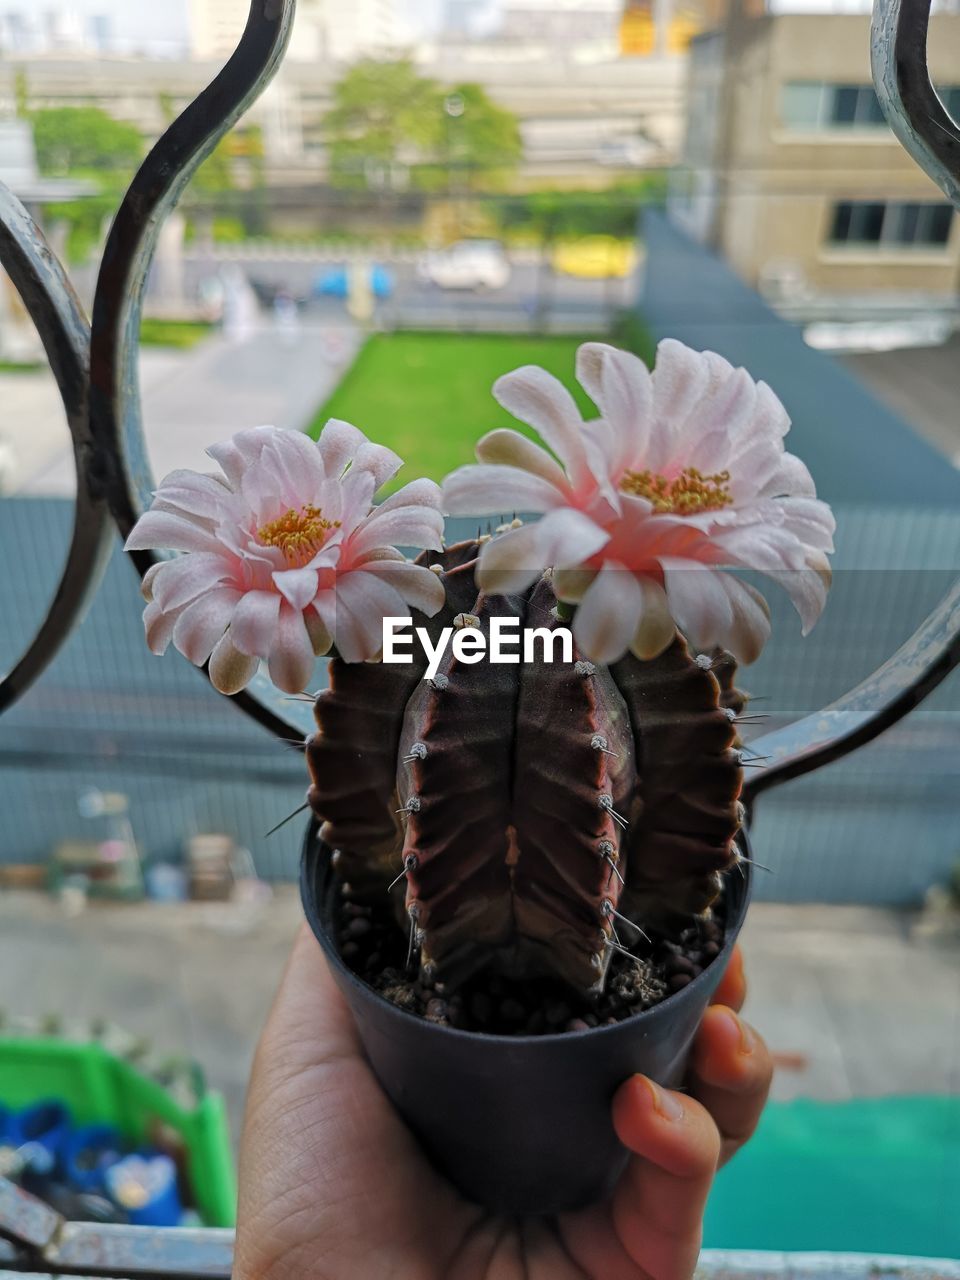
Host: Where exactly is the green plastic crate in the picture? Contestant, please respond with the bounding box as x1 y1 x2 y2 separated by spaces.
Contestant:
0 1037 236 1227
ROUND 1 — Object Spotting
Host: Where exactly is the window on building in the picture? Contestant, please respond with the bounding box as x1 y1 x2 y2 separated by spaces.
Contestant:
781 82 887 130
829 200 954 248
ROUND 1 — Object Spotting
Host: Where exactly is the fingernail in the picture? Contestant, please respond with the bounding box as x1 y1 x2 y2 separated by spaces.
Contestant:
731 1011 755 1056
640 1076 684 1121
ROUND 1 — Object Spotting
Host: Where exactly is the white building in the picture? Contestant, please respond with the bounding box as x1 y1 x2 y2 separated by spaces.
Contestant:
187 0 403 63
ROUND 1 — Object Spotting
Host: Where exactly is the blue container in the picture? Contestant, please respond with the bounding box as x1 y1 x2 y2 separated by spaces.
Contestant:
13 1100 71 1176
62 1123 124 1193
106 1153 182 1227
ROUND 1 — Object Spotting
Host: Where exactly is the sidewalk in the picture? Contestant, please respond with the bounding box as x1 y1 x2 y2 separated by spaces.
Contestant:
0 891 956 1143
4 318 361 497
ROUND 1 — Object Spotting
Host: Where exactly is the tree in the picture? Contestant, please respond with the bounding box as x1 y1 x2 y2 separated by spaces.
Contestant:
324 60 521 192
32 106 144 177
325 59 444 190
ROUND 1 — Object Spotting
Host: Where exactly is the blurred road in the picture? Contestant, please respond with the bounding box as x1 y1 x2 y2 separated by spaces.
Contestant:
2 316 361 497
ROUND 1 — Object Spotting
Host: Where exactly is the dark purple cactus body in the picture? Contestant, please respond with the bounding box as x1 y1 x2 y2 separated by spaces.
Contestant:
307 540 745 995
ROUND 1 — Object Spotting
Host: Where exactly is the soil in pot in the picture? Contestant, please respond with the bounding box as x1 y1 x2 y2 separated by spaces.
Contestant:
334 878 732 1037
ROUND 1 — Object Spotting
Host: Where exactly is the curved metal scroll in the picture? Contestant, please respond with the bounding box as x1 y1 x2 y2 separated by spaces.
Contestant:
743 580 960 801
88 0 295 545
871 0 960 206
0 190 112 715
86 0 303 740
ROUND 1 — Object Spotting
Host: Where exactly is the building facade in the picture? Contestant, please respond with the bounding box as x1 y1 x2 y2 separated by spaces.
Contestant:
672 12 960 311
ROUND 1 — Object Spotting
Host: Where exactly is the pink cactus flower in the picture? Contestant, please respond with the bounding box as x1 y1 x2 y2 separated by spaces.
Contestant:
126 423 445 693
442 339 835 664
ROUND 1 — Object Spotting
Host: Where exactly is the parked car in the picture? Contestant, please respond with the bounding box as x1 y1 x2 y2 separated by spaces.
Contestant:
550 235 638 280
418 239 511 291
313 263 394 300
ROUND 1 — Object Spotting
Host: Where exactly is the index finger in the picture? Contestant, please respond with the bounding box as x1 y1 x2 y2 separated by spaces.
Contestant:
710 943 745 1012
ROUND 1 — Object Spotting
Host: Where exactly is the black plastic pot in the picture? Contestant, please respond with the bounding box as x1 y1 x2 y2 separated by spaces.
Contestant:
300 821 752 1217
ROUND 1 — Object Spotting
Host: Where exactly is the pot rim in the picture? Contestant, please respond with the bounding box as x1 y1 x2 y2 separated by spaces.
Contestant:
302 817 753 1049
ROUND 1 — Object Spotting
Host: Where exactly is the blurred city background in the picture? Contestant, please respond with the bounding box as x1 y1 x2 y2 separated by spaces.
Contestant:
0 0 958 1258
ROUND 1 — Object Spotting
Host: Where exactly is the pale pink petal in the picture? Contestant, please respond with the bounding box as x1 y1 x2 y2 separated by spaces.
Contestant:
265 430 327 503
360 560 446 616
553 565 597 602
346 505 444 560
535 507 610 568
442 463 566 517
374 477 443 514
143 600 179 655
206 426 276 486
716 575 771 664
578 343 653 474
333 571 411 662
305 609 333 656
660 560 734 655
208 631 259 694
647 339 711 470
338 467 379 533
172 587 242 665
765 558 831 634
353 440 403 489
152 470 229 521
272 566 319 611
151 553 233 613
476 524 546 596
476 428 568 490
125 510 224 555
140 562 162 603
573 562 645 664
778 497 836 553
316 418 367 477
630 578 677 660
267 604 316 693
758 452 817 500
492 365 588 479
229 589 281 657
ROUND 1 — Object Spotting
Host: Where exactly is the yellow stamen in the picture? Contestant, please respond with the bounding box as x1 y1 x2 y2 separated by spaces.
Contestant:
257 505 340 565
620 467 733 515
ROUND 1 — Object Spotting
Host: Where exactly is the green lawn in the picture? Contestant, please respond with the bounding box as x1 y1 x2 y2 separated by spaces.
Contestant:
139 318 213 349
309 332 608 489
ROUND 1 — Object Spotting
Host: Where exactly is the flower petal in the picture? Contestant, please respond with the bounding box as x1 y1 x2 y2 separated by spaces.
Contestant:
716 575 771 664
151 553 233 613
353 440 403 490
172 587 242 665
578 342 654 474
535 507 610 568
125 510 224 555
206 426 277 486
492 364 588 479
208 631 259 694
360 559 446 616
630 578 677 660
331 571 412 662
272 566 319 611
229 589 281 657
573 563 645 664
660 560 734 655
316 418 367 477
442 463 566 517
143 600 179 655
267 604 316 692
475 428 568 490
347 505 444 560
475 524 546 596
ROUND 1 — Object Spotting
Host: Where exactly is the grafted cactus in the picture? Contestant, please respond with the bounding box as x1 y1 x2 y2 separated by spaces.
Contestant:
307 539 747 995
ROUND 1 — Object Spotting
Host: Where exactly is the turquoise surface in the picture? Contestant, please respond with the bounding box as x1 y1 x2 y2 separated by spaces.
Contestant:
704 1096 960 1257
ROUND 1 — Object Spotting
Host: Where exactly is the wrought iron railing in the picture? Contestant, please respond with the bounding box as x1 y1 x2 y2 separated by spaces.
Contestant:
0 0 958 1272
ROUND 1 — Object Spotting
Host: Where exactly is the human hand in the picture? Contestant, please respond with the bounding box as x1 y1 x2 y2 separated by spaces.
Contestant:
235 927 772 1280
